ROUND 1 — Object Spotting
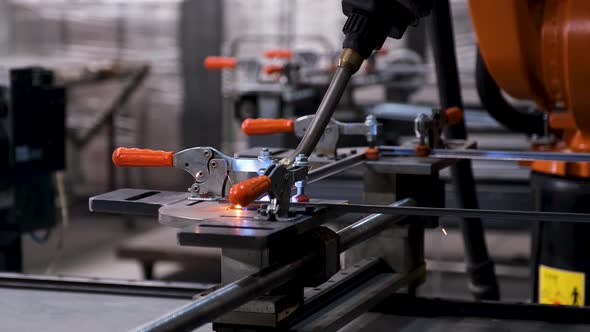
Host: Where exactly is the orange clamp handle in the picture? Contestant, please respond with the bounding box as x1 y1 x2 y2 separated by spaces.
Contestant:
241 118 294 136
229 175 272 207
112 147 174 167
263 64 284 75
204 56 237 70
444 107 464 126
264 49 293 59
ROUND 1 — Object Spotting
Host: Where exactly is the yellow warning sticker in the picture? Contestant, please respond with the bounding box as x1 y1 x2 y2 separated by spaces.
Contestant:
539 264 585 306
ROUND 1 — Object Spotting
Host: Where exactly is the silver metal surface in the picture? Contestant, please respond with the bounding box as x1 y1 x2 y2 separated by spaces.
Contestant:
89 189 189 217
380 145 590 163
289 67 353 161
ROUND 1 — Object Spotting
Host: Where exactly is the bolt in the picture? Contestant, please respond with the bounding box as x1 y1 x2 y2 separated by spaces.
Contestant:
210 160 217 168
196 171 204 178
203 150 211 157
294 154 309 167
189 184 200 193
258 147 272 163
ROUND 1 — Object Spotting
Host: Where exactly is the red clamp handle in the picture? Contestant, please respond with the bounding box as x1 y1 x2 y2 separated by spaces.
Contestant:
112 147 174 167
241 118 295 136
229 175 272 207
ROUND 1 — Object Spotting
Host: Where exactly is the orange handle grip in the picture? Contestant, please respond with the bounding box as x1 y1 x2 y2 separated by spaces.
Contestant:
241 118 294 135
112 147 174 167
444 107 464 126
264 49 293 59
229 175 272 207
262 64 284 75
204 56 237 70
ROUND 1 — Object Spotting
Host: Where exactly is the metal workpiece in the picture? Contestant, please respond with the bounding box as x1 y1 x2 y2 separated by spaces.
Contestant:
338 198 415 251
289 67 354 162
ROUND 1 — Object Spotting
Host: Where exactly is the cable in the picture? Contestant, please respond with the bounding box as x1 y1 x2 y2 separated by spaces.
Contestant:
45 171 69 274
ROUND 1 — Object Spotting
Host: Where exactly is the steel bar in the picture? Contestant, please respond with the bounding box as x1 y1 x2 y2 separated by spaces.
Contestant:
135 255 315 332
307 151 366 184
379 146 590 163
338 198 415 251
291 202 590 224
289 67 353 161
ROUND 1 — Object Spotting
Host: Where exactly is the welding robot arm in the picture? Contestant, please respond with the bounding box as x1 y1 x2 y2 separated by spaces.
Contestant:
341 0 434 58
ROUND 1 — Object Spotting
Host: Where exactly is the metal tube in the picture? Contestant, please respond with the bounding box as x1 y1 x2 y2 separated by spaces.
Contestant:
135 255 315 332
338 198 416 251
289 67 353 161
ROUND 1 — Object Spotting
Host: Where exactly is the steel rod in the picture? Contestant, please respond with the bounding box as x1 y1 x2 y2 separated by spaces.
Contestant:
292 202 590 224
379 146 590 163
135 255 315 332
338 198 415 251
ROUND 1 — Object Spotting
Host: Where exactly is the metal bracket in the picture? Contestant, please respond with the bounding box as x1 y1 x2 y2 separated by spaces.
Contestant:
174 147 273 200
294 115 382 158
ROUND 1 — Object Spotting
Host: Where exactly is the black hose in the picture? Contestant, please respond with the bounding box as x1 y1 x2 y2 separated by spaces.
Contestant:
428 0 500 301
475 48 545 136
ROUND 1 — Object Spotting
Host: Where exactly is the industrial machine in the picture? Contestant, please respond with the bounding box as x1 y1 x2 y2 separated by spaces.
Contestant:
470 0 590 306
0 67 66 272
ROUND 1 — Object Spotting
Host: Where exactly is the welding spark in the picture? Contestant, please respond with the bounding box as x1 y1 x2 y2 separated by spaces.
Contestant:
442 227 448 236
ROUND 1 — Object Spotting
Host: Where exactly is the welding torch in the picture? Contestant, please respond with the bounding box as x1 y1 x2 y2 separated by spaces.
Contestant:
229 0 434 208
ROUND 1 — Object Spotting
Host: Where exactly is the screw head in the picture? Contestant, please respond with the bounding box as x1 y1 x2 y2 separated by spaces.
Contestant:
210 160 217 168
203 150 211 157
196 171 204 178
294 154 309 167
190 184 200 193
